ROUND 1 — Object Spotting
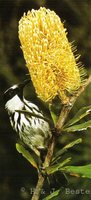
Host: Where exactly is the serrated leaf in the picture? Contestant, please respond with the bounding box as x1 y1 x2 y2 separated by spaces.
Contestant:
43 189 60 200
46 157 71 175
60 164 91 179
16 143 38 169
64 105 91 128
63 120 91 132
52 138 82 164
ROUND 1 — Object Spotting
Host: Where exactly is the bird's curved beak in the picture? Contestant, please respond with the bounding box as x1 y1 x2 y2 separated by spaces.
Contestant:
19 78 31 89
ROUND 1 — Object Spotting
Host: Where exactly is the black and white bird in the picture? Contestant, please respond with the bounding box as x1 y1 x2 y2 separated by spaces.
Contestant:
3 79 52 158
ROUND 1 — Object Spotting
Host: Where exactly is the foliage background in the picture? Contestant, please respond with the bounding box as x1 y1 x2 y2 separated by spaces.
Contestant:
0 0 91 199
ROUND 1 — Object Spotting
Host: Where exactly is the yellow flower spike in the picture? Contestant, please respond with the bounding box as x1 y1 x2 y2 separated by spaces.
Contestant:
19 7 86 103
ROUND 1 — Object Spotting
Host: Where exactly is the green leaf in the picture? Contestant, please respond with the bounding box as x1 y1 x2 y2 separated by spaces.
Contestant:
49 104 58 125
63 120 91 132
52 138 82 164
43 189 60 200
64 105 91 128
16 143 38 169
46 157 71 175
60 164 91 179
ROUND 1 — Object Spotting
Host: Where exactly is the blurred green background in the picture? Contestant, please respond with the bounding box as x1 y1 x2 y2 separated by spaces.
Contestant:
0 0 91 199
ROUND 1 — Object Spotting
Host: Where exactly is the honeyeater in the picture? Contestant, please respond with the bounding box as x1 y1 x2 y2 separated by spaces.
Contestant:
3 79 52 158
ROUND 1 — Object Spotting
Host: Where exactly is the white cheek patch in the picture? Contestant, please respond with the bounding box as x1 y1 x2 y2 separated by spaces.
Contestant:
5 95 24 113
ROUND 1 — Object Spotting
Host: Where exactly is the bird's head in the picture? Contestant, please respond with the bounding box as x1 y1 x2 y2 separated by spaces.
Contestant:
3 79 30 112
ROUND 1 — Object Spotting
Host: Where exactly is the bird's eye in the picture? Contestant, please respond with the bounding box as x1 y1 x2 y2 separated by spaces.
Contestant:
9 89 14 96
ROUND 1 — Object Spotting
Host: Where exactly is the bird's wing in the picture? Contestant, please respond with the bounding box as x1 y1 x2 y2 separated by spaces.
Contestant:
21 99 50 122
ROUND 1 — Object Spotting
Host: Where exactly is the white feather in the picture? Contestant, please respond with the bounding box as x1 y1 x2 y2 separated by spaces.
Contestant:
5 95 24 113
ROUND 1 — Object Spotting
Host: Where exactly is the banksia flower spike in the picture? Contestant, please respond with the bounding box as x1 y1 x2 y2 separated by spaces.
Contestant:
19 7 86 104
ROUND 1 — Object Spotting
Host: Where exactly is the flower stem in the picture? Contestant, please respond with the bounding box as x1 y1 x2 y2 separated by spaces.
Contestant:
31 75 91 200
